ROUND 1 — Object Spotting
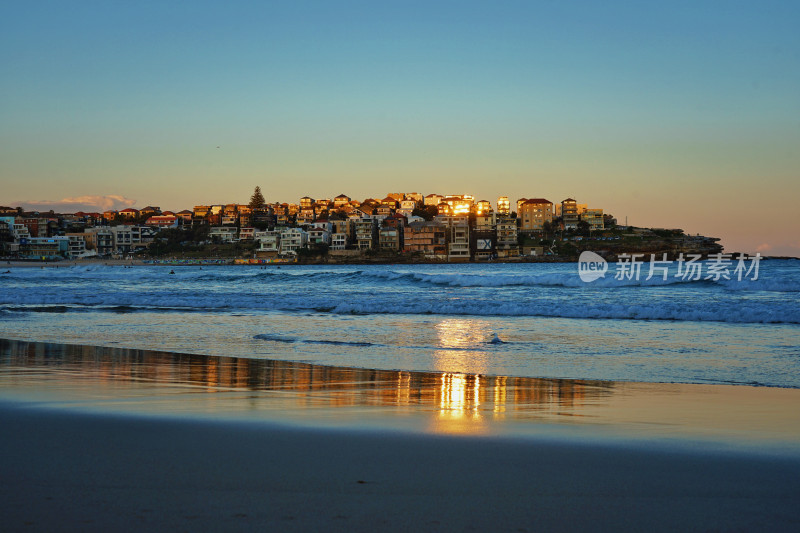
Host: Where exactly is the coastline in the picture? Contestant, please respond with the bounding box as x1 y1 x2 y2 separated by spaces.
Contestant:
2 254 797 269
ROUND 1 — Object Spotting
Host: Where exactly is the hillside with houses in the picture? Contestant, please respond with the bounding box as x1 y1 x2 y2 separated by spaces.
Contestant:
0 191 723 262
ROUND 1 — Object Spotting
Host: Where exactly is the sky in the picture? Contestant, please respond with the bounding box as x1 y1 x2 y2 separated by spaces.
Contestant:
1 1 798 255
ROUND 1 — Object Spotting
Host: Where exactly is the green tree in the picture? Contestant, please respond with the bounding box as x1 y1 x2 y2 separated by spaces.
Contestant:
249 186 266 209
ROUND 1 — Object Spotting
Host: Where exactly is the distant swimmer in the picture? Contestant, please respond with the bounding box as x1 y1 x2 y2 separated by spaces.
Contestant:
489 333 504 344
169 270 175 275
2 270 10 274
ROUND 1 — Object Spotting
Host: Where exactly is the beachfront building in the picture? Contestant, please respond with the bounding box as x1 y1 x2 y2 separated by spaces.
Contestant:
355 218 378 250
404 221 447 259
299 196 314 209
256 230 281 253
65 235 87 258
84 228 114 255
279 228 307 255
497 196 510 215
496 217 519 258
119 208 140 219
379 226 403 251
472 228 496 260
18 236 70 259
519 199 553 233
330 233 348 250
447 220 470 261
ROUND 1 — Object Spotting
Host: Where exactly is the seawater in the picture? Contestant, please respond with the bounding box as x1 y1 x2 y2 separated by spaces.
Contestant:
1 261 798 387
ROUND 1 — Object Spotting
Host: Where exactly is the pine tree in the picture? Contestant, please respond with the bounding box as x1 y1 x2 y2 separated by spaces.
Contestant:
249 186 265 209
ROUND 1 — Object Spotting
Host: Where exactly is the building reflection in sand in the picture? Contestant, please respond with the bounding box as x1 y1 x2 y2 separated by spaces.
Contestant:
0 338 615 435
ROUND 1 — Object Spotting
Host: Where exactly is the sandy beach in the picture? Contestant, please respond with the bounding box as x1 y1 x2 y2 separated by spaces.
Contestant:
2 340 800 532
2 404 800 532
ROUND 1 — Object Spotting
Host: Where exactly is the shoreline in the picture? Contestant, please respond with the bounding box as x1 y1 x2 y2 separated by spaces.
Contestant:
3 255 797 268
3 337 800 451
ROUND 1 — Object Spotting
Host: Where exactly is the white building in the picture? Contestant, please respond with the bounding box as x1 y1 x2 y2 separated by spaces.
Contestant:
209 226 239 243
330 233 348 250
279 228 307 255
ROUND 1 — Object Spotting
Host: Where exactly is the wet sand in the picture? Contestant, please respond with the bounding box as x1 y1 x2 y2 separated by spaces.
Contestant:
2 339 800 531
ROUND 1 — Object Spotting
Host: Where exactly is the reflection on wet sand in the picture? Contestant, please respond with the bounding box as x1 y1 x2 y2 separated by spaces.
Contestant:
0 338 611 433
3 338 800 447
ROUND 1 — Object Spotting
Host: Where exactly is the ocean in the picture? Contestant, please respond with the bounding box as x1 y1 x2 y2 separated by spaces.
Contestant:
1 260 798 388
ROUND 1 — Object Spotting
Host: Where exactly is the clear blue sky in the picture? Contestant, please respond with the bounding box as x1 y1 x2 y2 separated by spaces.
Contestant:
2 1 799 254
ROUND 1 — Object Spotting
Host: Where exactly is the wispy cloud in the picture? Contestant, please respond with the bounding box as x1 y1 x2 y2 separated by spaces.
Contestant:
14 195 136 213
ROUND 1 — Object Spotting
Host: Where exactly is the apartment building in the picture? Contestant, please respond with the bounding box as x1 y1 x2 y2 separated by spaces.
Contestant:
496 216 519 258
497 196 510 215
519 199 553 233
581 208 605 230
279 228 307 255
561 198 579 230
404 222 447 258
355 218 378 250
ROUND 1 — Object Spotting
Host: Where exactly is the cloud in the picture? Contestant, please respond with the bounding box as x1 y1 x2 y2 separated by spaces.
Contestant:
15 195 136 213
755 243 773 253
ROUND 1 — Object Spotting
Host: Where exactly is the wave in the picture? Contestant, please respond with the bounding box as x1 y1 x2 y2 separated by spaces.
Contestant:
3 293 799 325
252 334 379 347
6 264 797 292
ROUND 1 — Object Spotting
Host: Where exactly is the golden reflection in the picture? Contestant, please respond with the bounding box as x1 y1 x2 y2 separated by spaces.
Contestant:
1 339 615 437
433 319 492 376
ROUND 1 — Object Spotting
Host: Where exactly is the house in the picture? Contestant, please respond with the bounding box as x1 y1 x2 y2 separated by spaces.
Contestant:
424 194 444 207
176 210 193 222
144 215 179 228
256 230 281 253
209 226 238 243
140 206 161 216
333 194 351 208
307 228 330 246
119 208 140 219
299 196 314 209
